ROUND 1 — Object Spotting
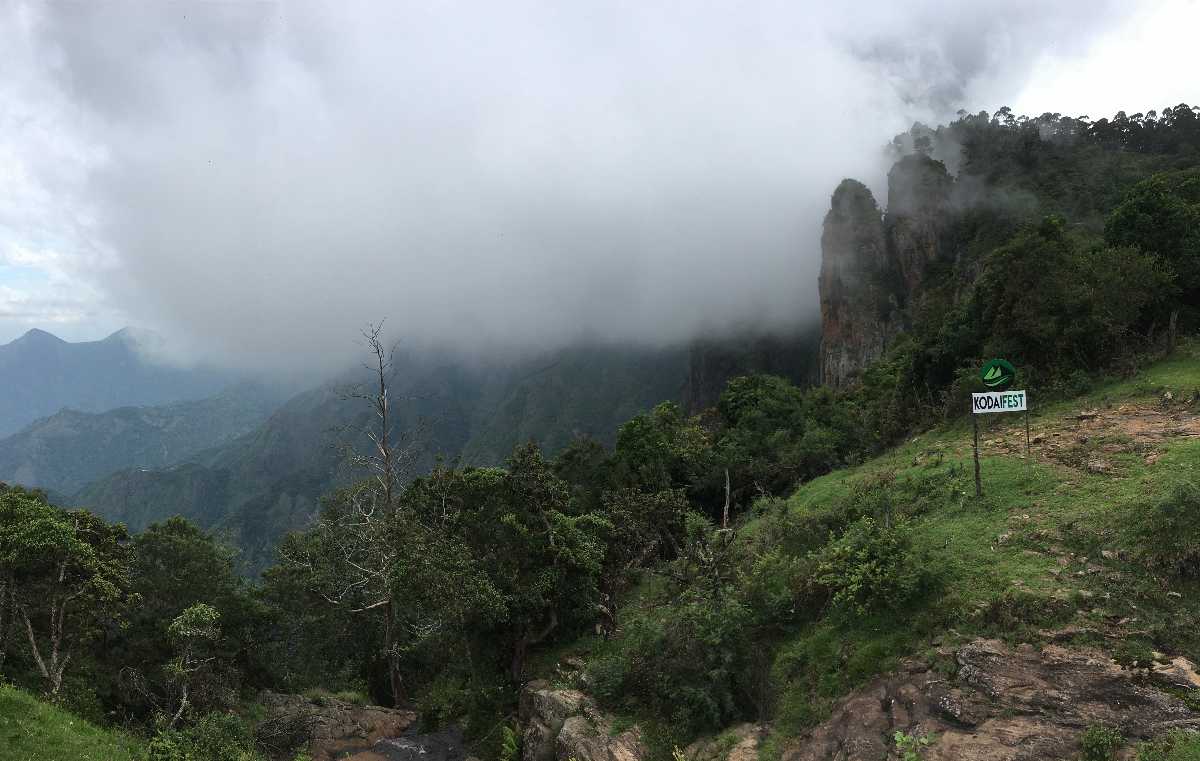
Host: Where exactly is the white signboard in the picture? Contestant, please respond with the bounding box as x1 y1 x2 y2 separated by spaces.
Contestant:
971 390 1027 414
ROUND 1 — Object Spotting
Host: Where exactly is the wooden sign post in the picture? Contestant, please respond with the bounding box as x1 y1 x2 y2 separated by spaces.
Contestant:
971 359 1027 497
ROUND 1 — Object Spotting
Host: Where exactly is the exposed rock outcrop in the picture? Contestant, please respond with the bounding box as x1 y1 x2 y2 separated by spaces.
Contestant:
519 681 648 761
817 155 954 387
255 690 417 761
686 723 767 761
818 180 897 387
780 639 1200 761
884 154 952 295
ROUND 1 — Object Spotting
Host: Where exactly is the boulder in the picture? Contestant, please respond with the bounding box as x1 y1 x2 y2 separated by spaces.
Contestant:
781 639 1200 761
519 682 648 761
255 690 417 761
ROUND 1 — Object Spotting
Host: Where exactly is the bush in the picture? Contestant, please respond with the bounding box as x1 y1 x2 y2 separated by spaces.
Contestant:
1113 639 1156 670
810 517 927 617
148 712 263 761
588 589 751 735
1143 482 1200 577
1080 724 1124 761
1137 730 1200 761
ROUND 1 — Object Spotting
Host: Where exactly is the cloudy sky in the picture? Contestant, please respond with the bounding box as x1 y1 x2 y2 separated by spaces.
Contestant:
1 0 1197 373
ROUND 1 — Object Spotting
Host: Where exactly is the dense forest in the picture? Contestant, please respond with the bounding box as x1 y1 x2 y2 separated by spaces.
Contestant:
3 104 1200 761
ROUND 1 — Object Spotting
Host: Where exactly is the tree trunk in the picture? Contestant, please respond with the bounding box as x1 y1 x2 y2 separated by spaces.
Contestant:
0 577 10 671
510 612 558 683
510 638 527 683
1168 309 1179 354
383 601 406 708
722 468 731 529
19 603 68 698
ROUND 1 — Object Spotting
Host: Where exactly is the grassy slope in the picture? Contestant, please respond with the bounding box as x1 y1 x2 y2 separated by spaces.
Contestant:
761 341 1200 741
0 684 145 761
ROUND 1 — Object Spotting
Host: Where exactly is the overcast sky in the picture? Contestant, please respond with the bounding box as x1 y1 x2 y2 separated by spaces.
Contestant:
1 0 1197 373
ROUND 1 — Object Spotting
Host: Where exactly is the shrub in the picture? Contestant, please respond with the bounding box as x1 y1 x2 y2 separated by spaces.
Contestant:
588 589 751 734
810 517 926 617
499 722 522 761
148 712 262 761
1143 482 1200 577
1080 724 1124 761
1113 639 1156 670
1137 730 1200 761
894 731 933 761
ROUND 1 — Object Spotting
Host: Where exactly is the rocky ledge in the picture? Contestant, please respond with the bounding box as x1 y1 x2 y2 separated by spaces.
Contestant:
255 690 418 761
519 680 648 761
782 639 1200 761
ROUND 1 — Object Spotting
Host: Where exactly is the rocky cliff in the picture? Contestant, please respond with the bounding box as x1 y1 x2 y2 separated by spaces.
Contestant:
818 155 953 387
519 638 1200 761
781 638 1200 761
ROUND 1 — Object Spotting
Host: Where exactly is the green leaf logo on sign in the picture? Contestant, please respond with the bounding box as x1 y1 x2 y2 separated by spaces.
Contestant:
981 358 1016 389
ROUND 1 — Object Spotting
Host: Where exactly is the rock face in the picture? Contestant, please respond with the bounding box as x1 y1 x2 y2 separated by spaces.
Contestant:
519 681 648 761
818 180 896 388
781 639 1200 761
255 691 417 761
817 155 953 387
885 154 952 295
684 330 820 413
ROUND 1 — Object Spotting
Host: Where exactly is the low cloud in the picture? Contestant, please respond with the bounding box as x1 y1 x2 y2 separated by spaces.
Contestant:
1 1 1139 372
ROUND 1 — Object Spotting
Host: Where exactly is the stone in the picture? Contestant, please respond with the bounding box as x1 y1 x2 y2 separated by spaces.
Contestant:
519 683 588 761
1153 657 1200 691
779 639 1200 761
519 684 646 761
255 691 417 761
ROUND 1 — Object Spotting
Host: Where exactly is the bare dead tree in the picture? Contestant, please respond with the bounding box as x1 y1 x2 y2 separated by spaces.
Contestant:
280 322 417 708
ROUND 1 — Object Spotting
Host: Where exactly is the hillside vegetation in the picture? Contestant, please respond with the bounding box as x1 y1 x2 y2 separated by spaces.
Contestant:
583 342 1200 753
0 684 144 761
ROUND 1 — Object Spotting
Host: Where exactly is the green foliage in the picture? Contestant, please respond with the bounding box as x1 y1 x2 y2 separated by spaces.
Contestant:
716 377 863 503
612 402 714 496
894 731 933 761
0 683 144 761
499 721 522 761
0 489 133 697
1105 169 1200 313
810 517 927 618
1142 482 1200 577
1112 639 1155 670
590 585 752 735
1137 730 1200 761
148 712 263 761
1079 724 1124 761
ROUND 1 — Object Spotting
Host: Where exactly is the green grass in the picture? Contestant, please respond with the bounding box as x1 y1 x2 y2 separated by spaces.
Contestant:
566 342 1200 754
761 341 1200 739
300 686 370 706
0 684 145 761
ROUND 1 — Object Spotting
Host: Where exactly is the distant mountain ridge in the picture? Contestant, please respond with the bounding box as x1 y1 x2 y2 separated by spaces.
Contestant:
77 343 703 573
0 327 238 437
0 383 278 496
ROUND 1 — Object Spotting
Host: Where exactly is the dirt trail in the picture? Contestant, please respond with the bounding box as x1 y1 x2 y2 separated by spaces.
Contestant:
975 398 1200 472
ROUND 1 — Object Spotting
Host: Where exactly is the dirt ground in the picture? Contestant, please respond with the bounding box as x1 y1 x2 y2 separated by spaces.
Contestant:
973 397 1200 473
